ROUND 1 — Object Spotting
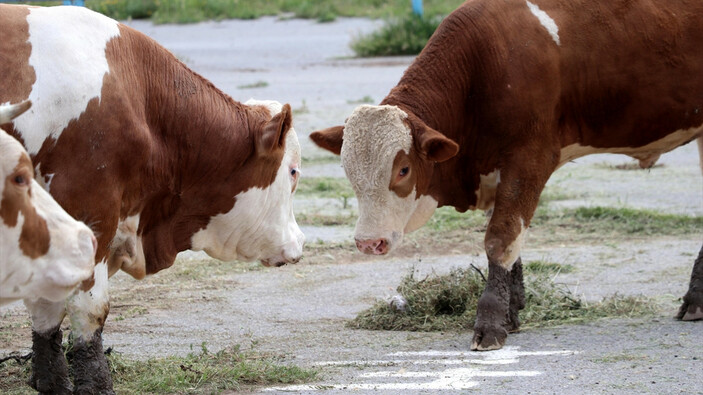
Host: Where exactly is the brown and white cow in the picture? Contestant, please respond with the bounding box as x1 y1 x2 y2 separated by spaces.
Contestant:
312 0 703 351
0 100 96 304
1 5 304 394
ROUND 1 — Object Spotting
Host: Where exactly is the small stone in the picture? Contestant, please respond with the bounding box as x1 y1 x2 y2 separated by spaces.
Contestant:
390 295 408 312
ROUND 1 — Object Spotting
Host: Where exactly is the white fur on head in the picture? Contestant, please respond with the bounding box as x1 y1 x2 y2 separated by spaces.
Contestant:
0 130 95 305
190 99 304 265
341 105 436 252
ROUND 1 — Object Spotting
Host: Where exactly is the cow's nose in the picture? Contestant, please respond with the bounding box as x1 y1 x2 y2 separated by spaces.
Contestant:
355 238 389 255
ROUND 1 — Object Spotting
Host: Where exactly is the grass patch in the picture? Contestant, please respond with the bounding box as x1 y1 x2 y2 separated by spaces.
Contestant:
296 212 356 227
86 0 464 24
348 266 659 332
0 344 316 394
347 95 375 104
536 207 703 236
296 177 353 198
524 260 575 274
424 206 486 233
351 14 443 57
302 155 340 166
237 80 269 89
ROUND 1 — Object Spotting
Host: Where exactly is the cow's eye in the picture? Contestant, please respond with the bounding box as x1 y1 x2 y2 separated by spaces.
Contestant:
290 168 297 176
13 175 28 186
399 167 409 177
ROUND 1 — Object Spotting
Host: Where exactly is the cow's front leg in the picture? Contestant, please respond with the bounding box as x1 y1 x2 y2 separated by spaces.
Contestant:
677 243 703 321
471 151 555 351
24 298 72 394
66 262 114 395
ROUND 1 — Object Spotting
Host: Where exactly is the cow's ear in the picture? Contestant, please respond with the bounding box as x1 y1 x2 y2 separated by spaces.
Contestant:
258 103 292 155
310 126 344 155
412 118 459 163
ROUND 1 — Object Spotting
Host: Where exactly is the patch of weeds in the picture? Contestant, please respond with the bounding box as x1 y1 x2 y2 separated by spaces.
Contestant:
347 95 375 104
296 212 356 227
424 206 486 233
293 100 309 115
351 14 443 57
570 207 703 236
349 267 660 332
538 185 579 207
297 177 353 199
302 155 340 166
237 80 269 89
109 343 316 393
0 344 317 394
113 306 148 322
0 355 32 395
524 260 575 274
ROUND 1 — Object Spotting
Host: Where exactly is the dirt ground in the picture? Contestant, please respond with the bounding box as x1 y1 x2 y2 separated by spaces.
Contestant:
1 16 702 394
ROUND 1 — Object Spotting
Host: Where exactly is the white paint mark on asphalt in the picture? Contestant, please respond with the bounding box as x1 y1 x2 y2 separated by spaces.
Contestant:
264 346 579 392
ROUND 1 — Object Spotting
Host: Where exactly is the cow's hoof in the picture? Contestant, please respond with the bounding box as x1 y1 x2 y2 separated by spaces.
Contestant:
69 331 115 395
30 328 73 395
470 324 507 351
677 302 703 321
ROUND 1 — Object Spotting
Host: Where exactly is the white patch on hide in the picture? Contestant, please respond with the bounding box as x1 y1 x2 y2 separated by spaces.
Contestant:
67 261 110 340
526 1 560 46
14 7 120 155
559 125 703 168
474 169 501 211
500 218 527 269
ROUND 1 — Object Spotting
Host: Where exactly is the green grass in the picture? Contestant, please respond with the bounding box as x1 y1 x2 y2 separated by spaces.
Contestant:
536 206 703 236
350 14 443 57
237 80 269 89
85 0 464 24
296 177 353 199
348 266 660 332
524 260 575 274
0 344 316 394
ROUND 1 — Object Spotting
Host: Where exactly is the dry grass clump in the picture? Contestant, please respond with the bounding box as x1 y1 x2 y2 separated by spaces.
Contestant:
348 265 660 332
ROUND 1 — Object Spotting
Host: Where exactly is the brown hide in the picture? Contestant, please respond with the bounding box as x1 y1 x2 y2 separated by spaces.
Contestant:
0 8 290 275
375 0 703 214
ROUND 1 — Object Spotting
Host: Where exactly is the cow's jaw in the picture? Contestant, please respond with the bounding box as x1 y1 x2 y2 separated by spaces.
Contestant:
191 104 304 266
342 105 434 255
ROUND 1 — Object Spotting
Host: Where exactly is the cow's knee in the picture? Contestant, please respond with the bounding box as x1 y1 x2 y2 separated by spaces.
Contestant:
485 217 528 269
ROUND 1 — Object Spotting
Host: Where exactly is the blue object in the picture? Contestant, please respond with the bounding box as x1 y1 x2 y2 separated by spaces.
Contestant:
62 0 85 5
412 0 424 17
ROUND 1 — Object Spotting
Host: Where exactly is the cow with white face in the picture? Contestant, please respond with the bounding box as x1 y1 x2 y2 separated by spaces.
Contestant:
337 105 457 255
0 101 96 305
1 5 303 394
312 0 703 353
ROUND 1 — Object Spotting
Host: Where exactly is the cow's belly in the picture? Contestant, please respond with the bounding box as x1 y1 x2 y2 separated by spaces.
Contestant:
559 126 703 168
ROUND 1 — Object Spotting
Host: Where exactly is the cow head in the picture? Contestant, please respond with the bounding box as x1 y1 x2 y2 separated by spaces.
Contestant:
0 101 96 304
191 100 305 267
311 105 458 255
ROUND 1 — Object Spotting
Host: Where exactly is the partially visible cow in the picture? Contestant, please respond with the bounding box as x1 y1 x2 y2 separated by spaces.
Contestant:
0 100 96 304
1 5 304 394
312 0 703 351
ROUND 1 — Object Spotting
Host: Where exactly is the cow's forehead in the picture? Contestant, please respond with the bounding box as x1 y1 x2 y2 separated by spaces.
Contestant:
341 105 412 187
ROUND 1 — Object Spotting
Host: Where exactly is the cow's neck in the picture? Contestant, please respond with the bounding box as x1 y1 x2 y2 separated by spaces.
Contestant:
132 39 255 272
381 28 480 211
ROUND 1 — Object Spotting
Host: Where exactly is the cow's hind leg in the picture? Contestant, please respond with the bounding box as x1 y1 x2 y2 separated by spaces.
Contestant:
677 243 703 321
66 262 114 395
24 299 72 395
